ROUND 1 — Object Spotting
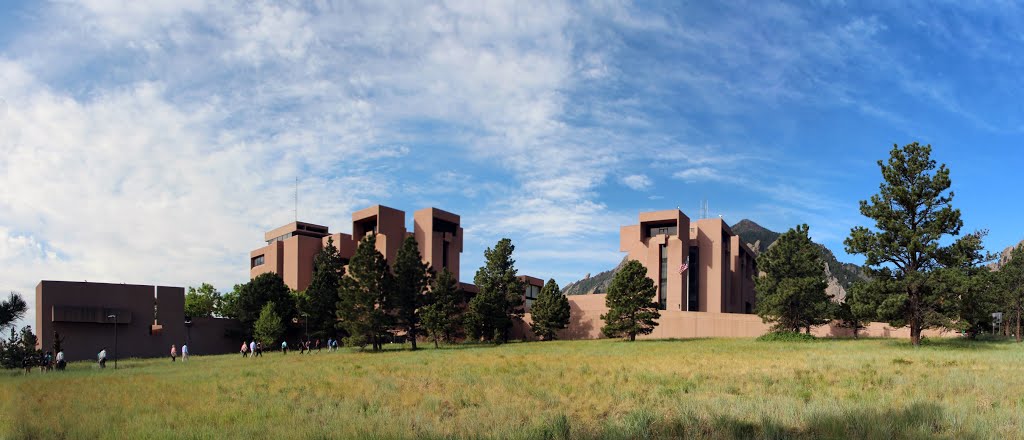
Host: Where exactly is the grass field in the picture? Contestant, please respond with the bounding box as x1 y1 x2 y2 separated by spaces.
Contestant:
2 337 1023 439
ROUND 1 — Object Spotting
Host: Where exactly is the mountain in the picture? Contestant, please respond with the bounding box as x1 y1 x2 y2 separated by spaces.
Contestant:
991 239 1024 270
731 219 781 255
562 257 626 295
561 219 868 302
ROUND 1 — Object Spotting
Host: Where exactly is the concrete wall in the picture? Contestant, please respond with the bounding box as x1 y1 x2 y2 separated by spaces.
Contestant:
511 294 955 341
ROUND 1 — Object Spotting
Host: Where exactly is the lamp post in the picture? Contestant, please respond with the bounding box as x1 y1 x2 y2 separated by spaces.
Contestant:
107 313 118 370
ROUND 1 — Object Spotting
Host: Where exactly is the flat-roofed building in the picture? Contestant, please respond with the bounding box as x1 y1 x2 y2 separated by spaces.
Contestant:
250 205 470 292
35 281 240 362
619 209 757 314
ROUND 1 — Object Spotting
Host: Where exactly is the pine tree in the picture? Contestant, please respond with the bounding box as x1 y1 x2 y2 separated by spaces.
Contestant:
836 281 883 338
0 292 27 332
601 260 660 341
845 143 985 346
998 245 1024 342
300 236 346 339
467 238 524 343
755 224 832 333
422 268 463 348
530 279 570 341
337 234 394 351
253 302 284 348
393 236 431 350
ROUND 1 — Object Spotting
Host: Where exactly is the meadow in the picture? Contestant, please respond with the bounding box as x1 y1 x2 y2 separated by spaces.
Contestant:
2 337 1023 439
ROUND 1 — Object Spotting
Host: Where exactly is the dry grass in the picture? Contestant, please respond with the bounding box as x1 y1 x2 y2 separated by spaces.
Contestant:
2 337 1023 439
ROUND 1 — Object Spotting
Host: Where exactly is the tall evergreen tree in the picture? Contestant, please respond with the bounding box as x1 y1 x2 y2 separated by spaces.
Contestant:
422 268 463 348
0 292 27 332
845 143 983 346
601 260 660 341
836 281 883 338
254 302 284 348
235 273 295 334
299 237 346 339
467 238 524 343
998 245 1024 342
530 279 571 341
393 236 431 350
337 234 394 350
755 224 832 333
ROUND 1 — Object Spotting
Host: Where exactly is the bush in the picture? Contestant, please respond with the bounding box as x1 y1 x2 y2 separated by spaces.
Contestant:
756 331 817 342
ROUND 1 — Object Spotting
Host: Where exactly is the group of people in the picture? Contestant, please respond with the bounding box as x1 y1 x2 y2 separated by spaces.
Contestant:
269 338 342 355
170 344 188 362
240 340 263 357
23 350 66 373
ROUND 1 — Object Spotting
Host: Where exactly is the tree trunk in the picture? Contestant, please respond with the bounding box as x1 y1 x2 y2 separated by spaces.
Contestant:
410 328 418 350
910 321 921 347
805 326 811 335
629 332 636 342
853 325 859 339
433 336 439 349
1016 306 1021 343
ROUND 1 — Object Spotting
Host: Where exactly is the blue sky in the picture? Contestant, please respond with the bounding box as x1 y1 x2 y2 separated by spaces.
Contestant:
2 1 1023 327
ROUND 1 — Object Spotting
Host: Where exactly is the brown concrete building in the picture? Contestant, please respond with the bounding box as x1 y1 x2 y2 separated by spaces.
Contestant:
250 205 465 292
35 281 239 362
619 209 757 314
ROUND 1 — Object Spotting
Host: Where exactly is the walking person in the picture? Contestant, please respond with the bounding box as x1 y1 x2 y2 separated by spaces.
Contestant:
181 344 189 362
281 340 287 355
170 344 177 362
255 341 263 358
56 349 66 371
98 347 107 369
299 340 306 355
240 341 248 358
315 339 321 353
249 340 256 358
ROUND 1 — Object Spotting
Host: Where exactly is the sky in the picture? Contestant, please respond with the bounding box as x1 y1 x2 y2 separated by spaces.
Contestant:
2 1 1023 330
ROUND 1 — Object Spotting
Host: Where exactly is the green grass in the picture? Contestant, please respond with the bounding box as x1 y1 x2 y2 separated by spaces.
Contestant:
2 338 1023 439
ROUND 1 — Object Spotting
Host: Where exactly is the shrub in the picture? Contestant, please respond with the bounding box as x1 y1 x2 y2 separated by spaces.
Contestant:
756 331 817 342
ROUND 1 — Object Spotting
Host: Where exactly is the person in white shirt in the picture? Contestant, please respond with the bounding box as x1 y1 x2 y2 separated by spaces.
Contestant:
98 348 107 368
249 341 256 358
181 344 189 361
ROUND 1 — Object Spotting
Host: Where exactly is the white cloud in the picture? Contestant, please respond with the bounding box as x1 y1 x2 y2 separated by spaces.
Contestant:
620 174 652 191
672 167 729 182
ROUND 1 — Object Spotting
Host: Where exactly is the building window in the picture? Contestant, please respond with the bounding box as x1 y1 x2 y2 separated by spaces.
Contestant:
442 241 450 270
645 223 677 238
251 255 265 268
659 244 668 310
688 246 699 311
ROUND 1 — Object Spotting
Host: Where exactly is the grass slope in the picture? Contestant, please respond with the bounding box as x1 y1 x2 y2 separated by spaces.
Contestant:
2 338 1023 439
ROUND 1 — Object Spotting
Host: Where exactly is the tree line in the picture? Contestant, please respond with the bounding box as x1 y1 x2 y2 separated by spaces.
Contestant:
754 143 1024 345
186 235 573 350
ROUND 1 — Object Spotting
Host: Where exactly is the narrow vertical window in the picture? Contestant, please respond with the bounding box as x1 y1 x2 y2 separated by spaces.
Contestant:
659 244 668 310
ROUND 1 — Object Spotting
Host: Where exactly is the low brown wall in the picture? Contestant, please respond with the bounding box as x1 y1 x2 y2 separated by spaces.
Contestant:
511 294 956 340
187 317 245 356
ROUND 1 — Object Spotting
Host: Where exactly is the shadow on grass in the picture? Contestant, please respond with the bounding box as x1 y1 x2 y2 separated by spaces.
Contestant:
881 337 1014 351
516 402 977 440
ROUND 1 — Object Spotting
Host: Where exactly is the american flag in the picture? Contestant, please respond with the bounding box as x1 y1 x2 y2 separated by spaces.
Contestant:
678 263 688 274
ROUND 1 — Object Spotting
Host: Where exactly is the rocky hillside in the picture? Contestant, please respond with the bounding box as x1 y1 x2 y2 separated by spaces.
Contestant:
561 219 868 302
991 239 1024 270
562 257 626 295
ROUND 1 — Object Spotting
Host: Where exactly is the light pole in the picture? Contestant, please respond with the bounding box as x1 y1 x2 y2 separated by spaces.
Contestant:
107 313 118 370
